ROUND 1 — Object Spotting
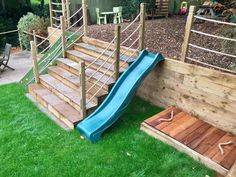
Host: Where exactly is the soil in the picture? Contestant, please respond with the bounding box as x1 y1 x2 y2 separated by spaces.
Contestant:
87 15 236 73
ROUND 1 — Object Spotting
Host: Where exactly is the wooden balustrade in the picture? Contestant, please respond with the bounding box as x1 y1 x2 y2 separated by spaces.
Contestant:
30 41 39 84
114 25 121 80
139 3 146 50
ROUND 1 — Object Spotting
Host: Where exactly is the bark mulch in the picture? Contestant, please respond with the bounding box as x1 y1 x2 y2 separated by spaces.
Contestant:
87 16 236 73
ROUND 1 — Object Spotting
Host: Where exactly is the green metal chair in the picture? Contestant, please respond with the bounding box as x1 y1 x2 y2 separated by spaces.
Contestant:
113 6 123 24
96 8 107 25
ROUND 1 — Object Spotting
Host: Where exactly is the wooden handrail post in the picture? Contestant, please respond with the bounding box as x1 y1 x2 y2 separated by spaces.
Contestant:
66 0 71 28
181 6 195 62
114 25 121 80
139 3 146 50
18 30 23 51
79 61 86 118
30 41 39 84
82 0 88 36
62 0 67 28
48 0 53 27
33 30 38 55
60 16 66 58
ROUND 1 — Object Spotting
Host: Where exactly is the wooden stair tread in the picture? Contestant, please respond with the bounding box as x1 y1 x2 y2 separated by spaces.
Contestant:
75 42 136 63
28 84 82 126
57 58 115 85
67 49 126 73
141 107 236 175
48 65 108 98
40 74 96 110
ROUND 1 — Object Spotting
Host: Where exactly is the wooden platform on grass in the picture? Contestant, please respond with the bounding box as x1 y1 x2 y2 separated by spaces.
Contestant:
141 107 236 176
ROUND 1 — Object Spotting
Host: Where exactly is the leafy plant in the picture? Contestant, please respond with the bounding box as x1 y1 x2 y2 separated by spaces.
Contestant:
121 0 156 19
17 13 50 50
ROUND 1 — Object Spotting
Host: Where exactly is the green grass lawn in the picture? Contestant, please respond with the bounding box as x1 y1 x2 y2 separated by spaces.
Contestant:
0 83 215 177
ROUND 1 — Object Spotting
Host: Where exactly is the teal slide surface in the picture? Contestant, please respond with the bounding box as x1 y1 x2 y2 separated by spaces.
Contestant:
76 50 164 143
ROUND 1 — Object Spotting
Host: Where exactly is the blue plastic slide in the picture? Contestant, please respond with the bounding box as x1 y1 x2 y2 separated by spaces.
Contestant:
76 50 164 143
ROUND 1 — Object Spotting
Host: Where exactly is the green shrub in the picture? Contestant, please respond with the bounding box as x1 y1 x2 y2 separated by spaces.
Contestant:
17 13 50 50
121 0 156 19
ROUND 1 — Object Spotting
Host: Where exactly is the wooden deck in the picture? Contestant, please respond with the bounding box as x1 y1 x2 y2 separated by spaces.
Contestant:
141 107 236 176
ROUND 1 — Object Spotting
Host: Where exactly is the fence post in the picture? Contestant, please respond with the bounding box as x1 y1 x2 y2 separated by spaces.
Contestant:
82 0 88 36
48 0 53 27
139 3 146 50
181 6 195 62
114 25 121 80
60 16 67 58
30 41 40 84
62 0 67 27
79 61 86 118
33 30 38 55
18 30 23 51
66 0 71 28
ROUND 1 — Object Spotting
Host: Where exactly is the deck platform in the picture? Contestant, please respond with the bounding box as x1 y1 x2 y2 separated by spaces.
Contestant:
141 107 236 176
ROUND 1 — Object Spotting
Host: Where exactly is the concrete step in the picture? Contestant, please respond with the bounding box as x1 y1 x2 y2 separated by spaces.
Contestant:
40 74 97 114
28 84 83 129
48 65 108 104
56 58 115 91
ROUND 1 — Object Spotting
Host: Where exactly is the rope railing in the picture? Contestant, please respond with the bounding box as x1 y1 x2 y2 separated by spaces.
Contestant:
67 15 83 31
51 2 62 6
121 24 141 46
121 13 141 33
0 29 18 35
194 15 236 27
188 43 236 59
66 7 82 22
85 37 116 70
191 29 236 43
186 57 236 74
181 6 236 74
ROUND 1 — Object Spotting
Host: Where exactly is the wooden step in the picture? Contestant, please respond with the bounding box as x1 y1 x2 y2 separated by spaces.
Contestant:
40 74 97 114
48 65 108 104
74 42 137 68
82 36 138 63
56 58 115 91
67 49 125 77
28 84 82 129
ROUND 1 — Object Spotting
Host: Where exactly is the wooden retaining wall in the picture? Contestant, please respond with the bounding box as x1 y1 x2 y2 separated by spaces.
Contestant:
137 58 236 135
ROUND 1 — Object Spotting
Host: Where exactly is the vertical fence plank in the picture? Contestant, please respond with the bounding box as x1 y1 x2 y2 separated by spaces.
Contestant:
79 61 86 119
60 16 66 58
66 0 71 28
48 0 53 27
30 41 39 84
18 30 23 51
181 6 195 62
114 25 121 80
33 30 38 55
62 0 67 27
139 3 146 50
82 0 88 36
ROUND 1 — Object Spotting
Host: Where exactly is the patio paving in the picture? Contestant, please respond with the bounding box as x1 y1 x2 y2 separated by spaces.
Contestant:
0 50 32 85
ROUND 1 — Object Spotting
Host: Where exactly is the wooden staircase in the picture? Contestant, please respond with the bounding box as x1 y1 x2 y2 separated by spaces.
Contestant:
28 37 138 130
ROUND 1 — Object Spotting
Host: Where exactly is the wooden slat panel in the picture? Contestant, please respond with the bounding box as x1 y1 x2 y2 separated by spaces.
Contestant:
220 148 236 169
194 129 226 154
187 127 217 149
156 112 187 130
204 133 235 159
161 115 197 137
181 123 212 145
174 121 205 141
